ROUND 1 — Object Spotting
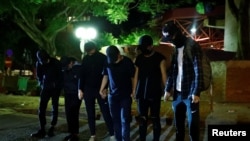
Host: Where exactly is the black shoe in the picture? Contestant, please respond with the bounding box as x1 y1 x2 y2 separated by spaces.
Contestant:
47 126 55 137
30 129 46 138
64 134 73 141
68 135 79 141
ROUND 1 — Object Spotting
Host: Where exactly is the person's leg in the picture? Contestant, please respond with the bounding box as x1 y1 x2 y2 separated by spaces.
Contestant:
64 93 74 141
120 96 132 141
47 88 60 137
137 99 149 141
108 95 121 141
31 89 50 137
172 95 186 141
96 92 114 136
68 93 82 141
150 99 161 141
185 98 200 141
84 90 97 136
65 93 82 134
51 88 60 126
39 89 50 131
65 93 71 132
71 97 82 134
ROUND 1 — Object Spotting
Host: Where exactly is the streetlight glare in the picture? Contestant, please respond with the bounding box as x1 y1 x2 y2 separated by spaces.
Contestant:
190 27 196 34
75 27 97 40
87 27 97 40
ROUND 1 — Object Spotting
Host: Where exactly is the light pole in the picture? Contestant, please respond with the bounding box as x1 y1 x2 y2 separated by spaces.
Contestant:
75 26 97 57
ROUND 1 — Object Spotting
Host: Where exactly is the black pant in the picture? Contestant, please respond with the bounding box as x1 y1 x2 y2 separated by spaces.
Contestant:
38 88 61 130
65 92 82 134
137 98 161 141
83 88 114 136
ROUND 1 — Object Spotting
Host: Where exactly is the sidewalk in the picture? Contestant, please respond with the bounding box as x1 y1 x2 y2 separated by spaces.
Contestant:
0 96 250 141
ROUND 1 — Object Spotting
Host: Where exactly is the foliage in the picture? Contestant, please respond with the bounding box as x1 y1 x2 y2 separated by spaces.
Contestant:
95 32 118 48
0 0 193 57
118 28 159 46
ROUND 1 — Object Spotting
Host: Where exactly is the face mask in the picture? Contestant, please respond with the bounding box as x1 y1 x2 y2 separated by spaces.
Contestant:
171 32 187 48
140 47 153 55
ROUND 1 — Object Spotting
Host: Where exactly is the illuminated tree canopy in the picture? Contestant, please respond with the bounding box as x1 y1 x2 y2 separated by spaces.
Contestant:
0 0 191 56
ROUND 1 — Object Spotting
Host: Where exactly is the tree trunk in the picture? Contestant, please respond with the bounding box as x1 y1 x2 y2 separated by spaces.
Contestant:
227 0 250 60
239 0 250 60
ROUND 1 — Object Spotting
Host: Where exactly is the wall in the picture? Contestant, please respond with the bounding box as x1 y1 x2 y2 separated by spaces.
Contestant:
226 61 250 102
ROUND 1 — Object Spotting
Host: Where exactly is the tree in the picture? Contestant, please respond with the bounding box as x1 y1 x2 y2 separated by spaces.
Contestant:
0 0 180 56
228 0 250 60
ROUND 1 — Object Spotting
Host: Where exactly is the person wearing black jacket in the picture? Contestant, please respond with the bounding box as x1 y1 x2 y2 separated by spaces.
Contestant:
78 41 114 141
61 56 82 141
31 49 63 138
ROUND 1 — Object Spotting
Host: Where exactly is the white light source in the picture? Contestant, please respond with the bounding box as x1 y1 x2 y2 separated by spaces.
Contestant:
190 27 196 34
75 27 97 40
75 26 97 54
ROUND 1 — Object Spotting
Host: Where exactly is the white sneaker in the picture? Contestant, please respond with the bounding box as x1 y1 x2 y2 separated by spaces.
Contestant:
89 136 96 141
110 135 116 141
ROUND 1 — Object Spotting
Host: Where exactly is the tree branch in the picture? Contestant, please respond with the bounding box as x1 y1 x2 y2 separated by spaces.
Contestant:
228 0 239 20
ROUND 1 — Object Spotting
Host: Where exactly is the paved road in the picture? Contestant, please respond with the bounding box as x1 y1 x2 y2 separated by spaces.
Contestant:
1 98 250 141
0 112 205 141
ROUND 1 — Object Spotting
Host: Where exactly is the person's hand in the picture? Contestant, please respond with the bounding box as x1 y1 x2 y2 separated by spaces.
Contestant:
78 89 84 100
163 91 172 101
131 91 136 99
192 95 200 103
99 89 108 99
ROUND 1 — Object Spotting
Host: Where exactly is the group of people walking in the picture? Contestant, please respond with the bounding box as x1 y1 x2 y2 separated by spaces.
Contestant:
30 21 203 141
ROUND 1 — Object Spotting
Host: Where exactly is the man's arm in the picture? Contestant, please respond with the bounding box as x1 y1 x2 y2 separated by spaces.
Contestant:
132 66 139 98
99 75 109 99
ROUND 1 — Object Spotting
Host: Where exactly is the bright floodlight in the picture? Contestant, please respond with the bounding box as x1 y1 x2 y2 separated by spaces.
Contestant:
75 27 97 40
190 27 196 34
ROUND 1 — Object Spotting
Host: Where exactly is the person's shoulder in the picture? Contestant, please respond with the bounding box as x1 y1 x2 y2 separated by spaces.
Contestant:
98 52 107 58
72 63 82 70
123 55 133 61
153 51 165 59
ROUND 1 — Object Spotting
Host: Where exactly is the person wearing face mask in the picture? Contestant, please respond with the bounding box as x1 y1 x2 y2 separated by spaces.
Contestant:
99 45 135 141
31 49 63 138
132 35 167 141
163 21 203 141
78 41 115 141
61 56 82 141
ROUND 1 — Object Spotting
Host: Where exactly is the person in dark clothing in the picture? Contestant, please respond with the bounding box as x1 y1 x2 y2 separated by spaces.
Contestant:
163 21 202 141
31 49 63 138
78 41 114 141
61 56 82 141
99 45 135 141
159 24 175 46
133 35 167 141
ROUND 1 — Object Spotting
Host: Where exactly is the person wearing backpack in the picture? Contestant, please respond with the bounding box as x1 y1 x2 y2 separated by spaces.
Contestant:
163 21 203 141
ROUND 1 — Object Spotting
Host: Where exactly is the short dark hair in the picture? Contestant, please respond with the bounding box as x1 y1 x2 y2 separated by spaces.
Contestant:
84 41 97 53
106 45 120 64
138 35 153 51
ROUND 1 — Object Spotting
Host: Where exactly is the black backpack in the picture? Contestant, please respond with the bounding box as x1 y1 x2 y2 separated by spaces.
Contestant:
185 38 212 91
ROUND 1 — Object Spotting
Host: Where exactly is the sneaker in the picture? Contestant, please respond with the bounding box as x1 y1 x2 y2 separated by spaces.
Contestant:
30 129 46 138
110 135 116 141
89 136 96 141
47 126 55 137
